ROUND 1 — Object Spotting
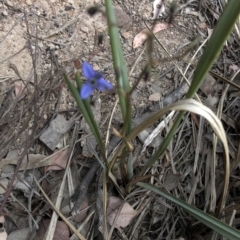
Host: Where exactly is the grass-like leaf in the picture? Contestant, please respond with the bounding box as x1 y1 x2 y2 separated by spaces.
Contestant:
104 0 131 134
135 0 239 215
186 0 240 98
137 182 240 240
63 73 106 159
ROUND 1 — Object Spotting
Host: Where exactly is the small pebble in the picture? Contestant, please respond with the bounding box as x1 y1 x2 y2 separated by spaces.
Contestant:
6 0 13 7
149 92 160 101
65 5 73 11
2 10 8 16
26 0 33 6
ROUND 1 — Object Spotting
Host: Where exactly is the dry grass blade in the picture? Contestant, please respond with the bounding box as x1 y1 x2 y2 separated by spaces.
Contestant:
43 122 80 240
142 110 175 152
144 22 201 103
111 99 229 215
211 69 240 212
129 198 151 239
34 178 86 240
70 211 95 240
103 170 109 240
164 100 230 216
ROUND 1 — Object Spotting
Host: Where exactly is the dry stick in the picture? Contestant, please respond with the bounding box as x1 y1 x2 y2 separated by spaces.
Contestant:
70 210 95 240
149 76 192 111
43 121 80 240
149 35 210 112
71 139 124 215
103 171 109 239
0 12 23 44
71 160 101 214
213 69 240 214
0 13 40 214
144 21 201 103
129 46 146 77
210 71 240 91
34 178 86 240
72 98 121 214
0 45 27 64
105 98 119 156
193 116 205 174
188 141 205 205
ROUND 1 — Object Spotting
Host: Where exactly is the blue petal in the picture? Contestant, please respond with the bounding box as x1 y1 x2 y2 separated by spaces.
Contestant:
97 78 113 91
80 83 94 99
82 62 95 79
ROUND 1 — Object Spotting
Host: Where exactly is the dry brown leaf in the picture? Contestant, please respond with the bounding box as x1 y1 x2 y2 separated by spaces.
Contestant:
72 198 89 223
36 219 69 240
0 153 54 170
200 73 217 96
133 23 169 48
45 149 69 172
107 196 139 228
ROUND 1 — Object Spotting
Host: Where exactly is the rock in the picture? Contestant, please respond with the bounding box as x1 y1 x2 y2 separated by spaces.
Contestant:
198 22 207 29
113 6 131 27
121 31 131 39
166 73 172 78
138 129 164 149
100 6 131 28
39 115 73 151
92 64 100 71
65 5 73 11
6 0 13 7
138 130 150 144
25 0 33 6
149 92 160 101
2 10 8 16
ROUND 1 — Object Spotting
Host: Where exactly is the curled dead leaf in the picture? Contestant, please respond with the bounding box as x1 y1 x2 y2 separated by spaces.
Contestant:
45 149 69 172
72 198 89 223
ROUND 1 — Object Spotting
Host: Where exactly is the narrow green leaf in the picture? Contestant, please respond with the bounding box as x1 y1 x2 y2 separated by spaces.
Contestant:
104 0 131 134
186 1 240 98
63 73 106 158
63 73 91 124
140 0 240 175
75 71 83 90
137 182 240 240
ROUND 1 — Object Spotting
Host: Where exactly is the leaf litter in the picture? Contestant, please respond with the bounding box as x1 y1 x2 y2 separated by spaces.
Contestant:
107 196 140 228
0 0 239 239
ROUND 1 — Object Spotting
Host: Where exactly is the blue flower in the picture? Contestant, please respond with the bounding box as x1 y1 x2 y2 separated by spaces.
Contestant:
80 62 113 99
